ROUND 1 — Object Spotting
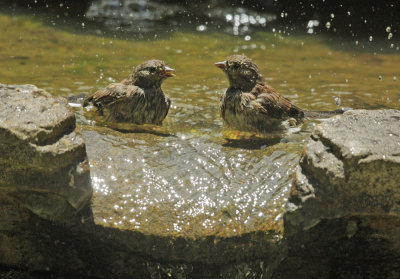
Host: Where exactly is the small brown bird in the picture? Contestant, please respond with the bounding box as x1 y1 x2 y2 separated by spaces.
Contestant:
83 60 175 125
215 55 342 134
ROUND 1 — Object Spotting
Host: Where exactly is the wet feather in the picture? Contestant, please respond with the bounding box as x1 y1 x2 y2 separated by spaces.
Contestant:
216 55 304 133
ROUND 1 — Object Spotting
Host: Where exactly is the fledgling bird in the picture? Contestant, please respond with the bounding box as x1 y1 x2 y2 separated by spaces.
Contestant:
83 60 175 125
215 55 343 134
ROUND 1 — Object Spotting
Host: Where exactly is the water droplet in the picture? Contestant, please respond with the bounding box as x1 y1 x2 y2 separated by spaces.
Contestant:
378 75 382 80
325 22 331 29
330 13 335 18
386 26 391 33
390 43 394 48
196 25 206 32
81 22 85 27
369 36 373 42
394 76 397 81
355 40 359 45
388 33 393 39
347 11 351 15
333 96 341 106
244 35 251 41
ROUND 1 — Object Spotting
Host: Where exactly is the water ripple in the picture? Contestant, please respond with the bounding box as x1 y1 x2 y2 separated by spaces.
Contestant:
84 130 302 237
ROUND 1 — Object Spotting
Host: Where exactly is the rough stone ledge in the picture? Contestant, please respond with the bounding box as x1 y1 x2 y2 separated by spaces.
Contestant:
276 109 400 279
0 83 92 223
285 109 400 232
0 84 76 146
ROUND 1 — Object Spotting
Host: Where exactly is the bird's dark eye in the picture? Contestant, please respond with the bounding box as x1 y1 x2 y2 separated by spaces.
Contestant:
149 67 156 73
232 63 240 70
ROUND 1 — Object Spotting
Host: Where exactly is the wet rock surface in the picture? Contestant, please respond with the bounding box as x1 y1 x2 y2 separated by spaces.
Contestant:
85 0 276 35
0 83 92 224
285 109 400 230
0 84 97 277
276 109 400 279
82 125 293 266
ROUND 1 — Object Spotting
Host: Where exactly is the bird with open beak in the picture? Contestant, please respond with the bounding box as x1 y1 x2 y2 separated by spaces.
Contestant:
83 59 175 125
215 55 343 134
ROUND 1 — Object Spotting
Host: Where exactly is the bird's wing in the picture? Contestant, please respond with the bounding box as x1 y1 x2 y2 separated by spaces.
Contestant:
250 85 304 119
83 83 142 108
220 93 226 120
162 97 171 122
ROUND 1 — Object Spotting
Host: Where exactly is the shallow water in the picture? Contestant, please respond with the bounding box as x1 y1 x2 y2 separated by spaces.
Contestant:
1 11 399 238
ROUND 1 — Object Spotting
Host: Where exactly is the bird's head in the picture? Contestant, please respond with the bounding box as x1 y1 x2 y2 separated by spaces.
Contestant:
129 60 175 88
215 55 263 91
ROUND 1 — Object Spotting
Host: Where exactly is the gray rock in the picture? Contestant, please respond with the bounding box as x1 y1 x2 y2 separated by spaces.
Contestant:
277 109 400 279
285 109 400 231
0 83 92 224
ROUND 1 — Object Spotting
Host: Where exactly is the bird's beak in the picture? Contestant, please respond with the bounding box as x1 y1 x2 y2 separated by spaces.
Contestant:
215 61 227 70
162 66 176 78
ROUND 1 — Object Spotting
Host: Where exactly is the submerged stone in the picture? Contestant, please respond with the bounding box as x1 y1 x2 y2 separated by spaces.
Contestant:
83 126 289 267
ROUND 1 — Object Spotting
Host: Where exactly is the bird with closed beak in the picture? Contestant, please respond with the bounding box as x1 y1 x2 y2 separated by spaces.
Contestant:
83 59 175 125
215 55 343 134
